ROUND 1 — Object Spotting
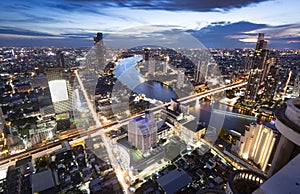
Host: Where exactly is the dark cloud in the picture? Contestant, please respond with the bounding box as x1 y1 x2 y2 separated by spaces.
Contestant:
0 27 56 37
188 21 268 48
189 21 300 48
68 0 271 12
0 22 298 48
0 37 92 47
61 33 95 38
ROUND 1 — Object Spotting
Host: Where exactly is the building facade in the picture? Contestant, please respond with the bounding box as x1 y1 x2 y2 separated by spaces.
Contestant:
128 113 157 152
246 33 269 101
232 123 278 172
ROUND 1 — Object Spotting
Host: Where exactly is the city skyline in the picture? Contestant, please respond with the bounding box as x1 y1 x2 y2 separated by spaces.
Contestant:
0 30 299 193
0 0 299 48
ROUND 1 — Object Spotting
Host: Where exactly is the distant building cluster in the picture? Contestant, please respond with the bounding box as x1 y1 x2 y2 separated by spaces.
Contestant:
0 32 299 194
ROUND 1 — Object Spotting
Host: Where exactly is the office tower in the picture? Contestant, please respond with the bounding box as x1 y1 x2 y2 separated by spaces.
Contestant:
207 63 218 78
246 33 269 101
194 50 210 83
56 50 65 68
143 48 150 61
170 98 180 112
92 32 105 75
262 55 279 100
94 32 103 45
148 60 155 76
194 60 208 83
0 106 4 134
46 64 72 130
163 55 169 74
128 112 157 152
231 123 278 172
268 98 300 176
293 72 300 97
143 49 155 76
177 68 185 89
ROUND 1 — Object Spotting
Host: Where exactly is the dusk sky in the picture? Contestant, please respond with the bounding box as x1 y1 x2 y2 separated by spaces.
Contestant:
0 0 299 48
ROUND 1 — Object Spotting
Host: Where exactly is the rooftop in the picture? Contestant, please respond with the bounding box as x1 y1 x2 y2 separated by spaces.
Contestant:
157 169 192 194
31 169 55 193
183 120 206 132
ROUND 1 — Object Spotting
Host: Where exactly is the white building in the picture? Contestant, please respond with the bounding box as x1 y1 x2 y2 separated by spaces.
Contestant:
128 113 157 152
178 120 206 146
176 68 185 89
232 123 278 172
163 55 169 74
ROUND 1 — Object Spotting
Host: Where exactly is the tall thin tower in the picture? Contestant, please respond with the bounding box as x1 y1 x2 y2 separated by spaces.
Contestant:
93 32 105 75
246 33 269 101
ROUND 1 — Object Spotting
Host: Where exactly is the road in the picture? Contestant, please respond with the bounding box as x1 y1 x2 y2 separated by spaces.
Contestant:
0 79 246 164
75 70 130 193
0 71 247 186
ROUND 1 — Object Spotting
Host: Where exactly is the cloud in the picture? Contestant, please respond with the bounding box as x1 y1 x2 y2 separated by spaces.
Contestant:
189 21 300 48
0 22 298 49
189 21 267 48
0 27 56 37
68 0 271 12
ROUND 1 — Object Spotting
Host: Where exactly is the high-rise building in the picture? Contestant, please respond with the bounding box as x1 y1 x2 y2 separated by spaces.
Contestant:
56 50 65 68
148 60 155 76
94 32 103 45
232 123 278 172
46 62 72 130
128 112 157 152
143 48 150 61
92 32 105 75
143 49 155 76
194 60 208 83
170 98 180 112
268 98 300 177
253 98 300 194
293 72 300 97
177 68 185 89
262 54 279 100
163 55 169 74
0 106 5 134
246 33 269 101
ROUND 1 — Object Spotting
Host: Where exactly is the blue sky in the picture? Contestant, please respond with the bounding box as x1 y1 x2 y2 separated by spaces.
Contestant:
0 0 299 48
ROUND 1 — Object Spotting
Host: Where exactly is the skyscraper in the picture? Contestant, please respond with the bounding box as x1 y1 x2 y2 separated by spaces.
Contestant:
246 33 269 101
128 112 157 152
46 59 72 130
163 55 169 74
293 72 300 97
56 50 65 68
177 68 185 89
194 60 208 83
92 32 105 75
0 106 5 134
262 54 279 100
93 32 103 45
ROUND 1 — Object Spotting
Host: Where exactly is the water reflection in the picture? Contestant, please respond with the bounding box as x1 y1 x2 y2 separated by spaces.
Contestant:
190 100 256 134
133 80 178 103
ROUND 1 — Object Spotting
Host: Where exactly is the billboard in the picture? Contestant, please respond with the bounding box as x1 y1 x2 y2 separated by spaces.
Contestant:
49 80 69 103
